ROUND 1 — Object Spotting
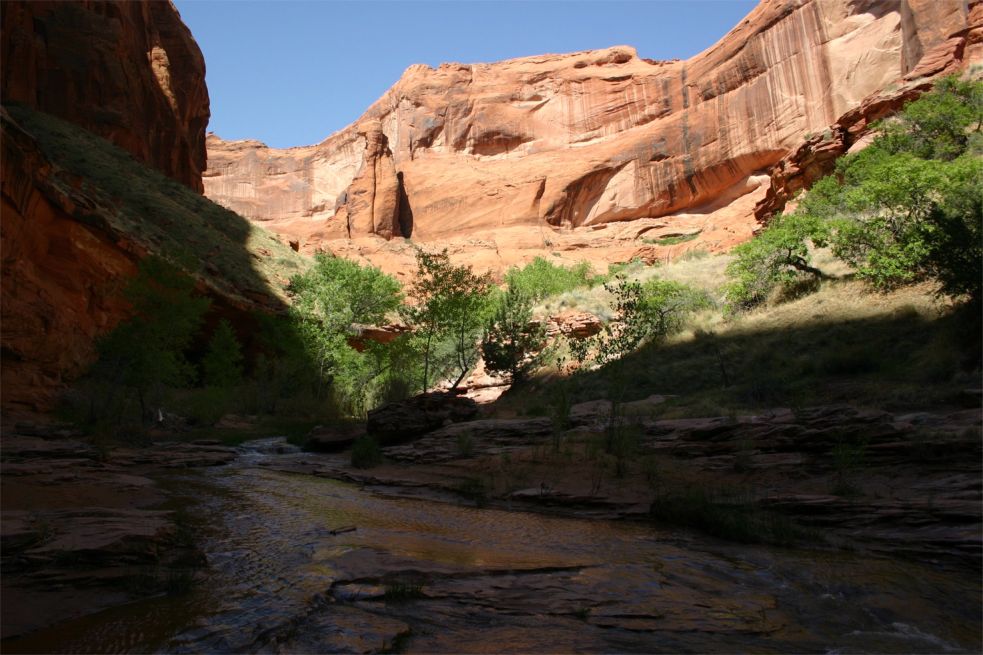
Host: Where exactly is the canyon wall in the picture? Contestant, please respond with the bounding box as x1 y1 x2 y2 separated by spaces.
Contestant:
1 1 212 414
1 0 209 191
204 0 979 278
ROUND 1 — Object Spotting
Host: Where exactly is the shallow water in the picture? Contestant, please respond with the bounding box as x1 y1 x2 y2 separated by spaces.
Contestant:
7 441 981 653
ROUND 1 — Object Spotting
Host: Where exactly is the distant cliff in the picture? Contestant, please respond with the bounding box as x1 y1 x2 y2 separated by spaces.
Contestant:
202 0 980 285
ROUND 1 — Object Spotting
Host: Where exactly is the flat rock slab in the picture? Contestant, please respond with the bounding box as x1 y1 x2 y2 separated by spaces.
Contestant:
383 417 552 463
273 605 411 654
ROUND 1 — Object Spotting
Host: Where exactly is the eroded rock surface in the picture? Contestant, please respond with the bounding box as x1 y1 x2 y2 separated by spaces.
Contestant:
0 431 234 639
367 392 480 445
205 0 978 274
298 401 983 566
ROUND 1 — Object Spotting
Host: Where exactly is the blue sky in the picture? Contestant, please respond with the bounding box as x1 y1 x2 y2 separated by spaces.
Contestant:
175 0 757 148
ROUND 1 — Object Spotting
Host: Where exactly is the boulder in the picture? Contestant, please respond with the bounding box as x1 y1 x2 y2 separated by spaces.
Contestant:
549 311 603 340
367 392 479 445
306 423 366 452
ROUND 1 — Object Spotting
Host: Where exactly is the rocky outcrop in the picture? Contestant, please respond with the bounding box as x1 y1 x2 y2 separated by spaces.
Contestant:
1 0 209 191
367 392 479 445
1 105 305 415
0 1 214 415
336 402 982 565
204 0 977 272
547 311 604 340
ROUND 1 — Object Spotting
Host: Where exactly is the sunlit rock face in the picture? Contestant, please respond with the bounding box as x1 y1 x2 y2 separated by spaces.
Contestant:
1 0 209 191
204 0 978 273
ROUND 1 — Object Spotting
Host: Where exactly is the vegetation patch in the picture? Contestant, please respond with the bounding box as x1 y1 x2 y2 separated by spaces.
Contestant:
505 257 605 301
725 77 982 311
650 487 814 547
644 232 700 246
5 104 306 304
383 581 425 603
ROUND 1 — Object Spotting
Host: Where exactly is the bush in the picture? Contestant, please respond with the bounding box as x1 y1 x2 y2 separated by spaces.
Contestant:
481 285 547 381
724 213 828 310
504 257 603 301
592 277 709 364
351 436 383 469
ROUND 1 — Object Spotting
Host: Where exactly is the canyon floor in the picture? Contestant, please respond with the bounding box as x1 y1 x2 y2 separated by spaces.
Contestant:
3 392 980 653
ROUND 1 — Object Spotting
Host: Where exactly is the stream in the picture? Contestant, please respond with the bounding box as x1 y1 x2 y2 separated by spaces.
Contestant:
7 439 980 653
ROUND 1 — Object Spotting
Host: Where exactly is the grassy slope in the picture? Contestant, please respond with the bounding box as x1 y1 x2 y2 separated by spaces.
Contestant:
501 252 977 417
5 104 308 306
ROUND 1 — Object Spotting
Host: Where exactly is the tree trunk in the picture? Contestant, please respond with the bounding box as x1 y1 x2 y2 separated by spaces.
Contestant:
789 256 827 279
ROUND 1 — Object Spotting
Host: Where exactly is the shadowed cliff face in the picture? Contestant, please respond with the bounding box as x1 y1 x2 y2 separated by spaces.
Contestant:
204 0 978 273
0 2 304 416
1 0 210 191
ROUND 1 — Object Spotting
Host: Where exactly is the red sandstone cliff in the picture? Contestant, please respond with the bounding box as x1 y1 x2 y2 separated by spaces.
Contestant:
204 0 980 279
1 0 209 192
1 1 212 414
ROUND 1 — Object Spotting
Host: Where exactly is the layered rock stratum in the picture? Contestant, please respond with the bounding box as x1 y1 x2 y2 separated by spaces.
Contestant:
205 0 981 282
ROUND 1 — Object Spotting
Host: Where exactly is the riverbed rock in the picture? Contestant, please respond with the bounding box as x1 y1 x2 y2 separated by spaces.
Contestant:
367 392 479 445
383 417 553 463
306 423 366 452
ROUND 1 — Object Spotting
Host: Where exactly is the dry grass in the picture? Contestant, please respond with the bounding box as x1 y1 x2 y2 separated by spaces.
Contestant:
507 250 975 417
636 251 733 297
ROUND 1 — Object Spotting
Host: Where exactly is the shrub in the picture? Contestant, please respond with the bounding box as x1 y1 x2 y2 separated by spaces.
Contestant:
481 285 547 381
724 212 828 310
504 257 603 301
351 436 382 469
592 277 709 364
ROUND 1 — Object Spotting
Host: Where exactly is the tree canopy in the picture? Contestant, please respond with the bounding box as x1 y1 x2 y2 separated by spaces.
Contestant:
726 76 982 309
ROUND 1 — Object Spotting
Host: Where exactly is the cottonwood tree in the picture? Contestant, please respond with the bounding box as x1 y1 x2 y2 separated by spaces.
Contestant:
90 256 210 424
405 249 493 390
481 285 546 382
288 253 404 411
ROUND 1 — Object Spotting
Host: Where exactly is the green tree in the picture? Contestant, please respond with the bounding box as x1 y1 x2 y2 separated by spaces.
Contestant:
481 285 547 381
404 249 493 390
91 257 210 422
726 76 982 309
288 253 404 412
724 212 828 310
202 320 244 388
593 277 708 363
